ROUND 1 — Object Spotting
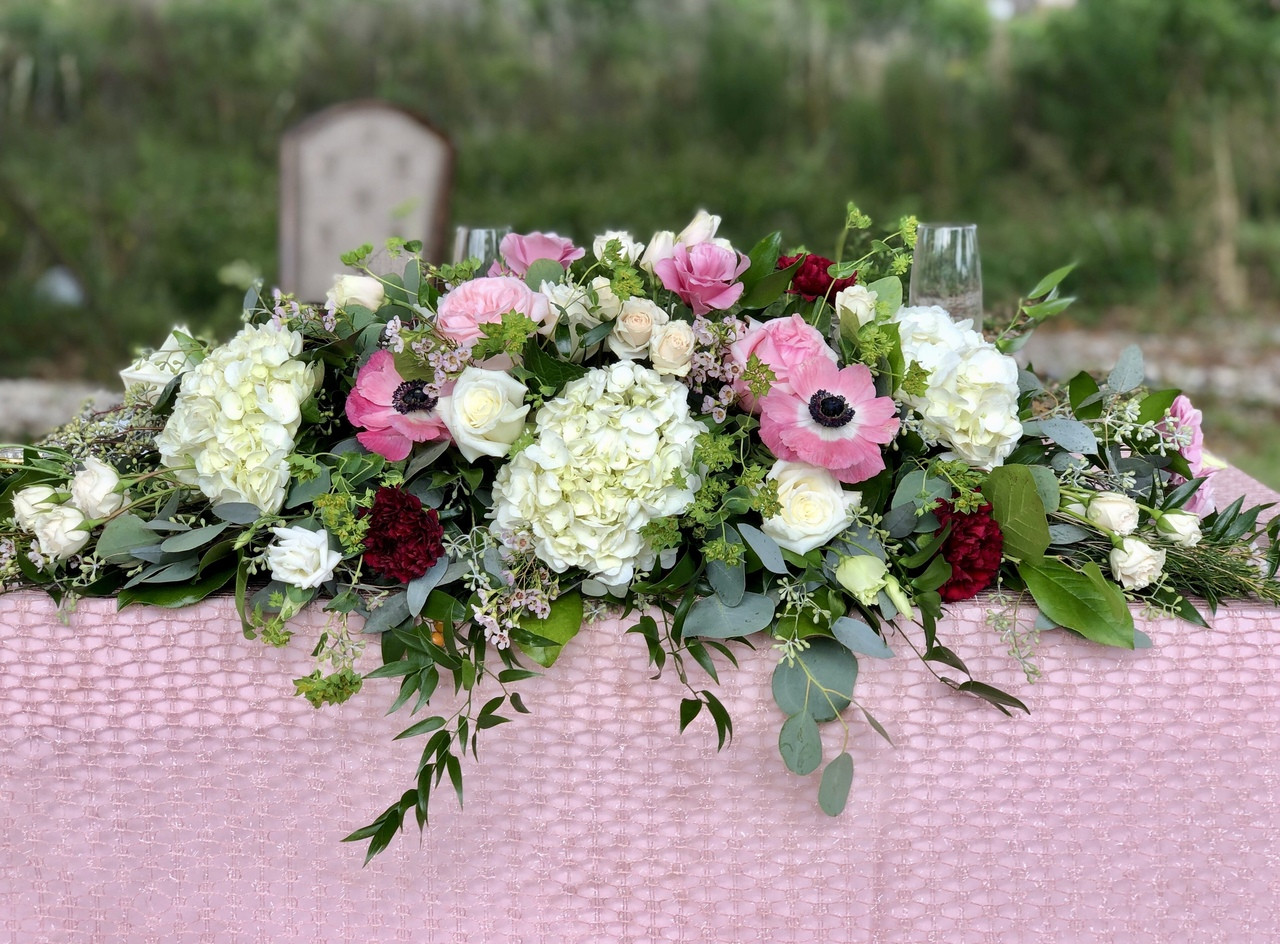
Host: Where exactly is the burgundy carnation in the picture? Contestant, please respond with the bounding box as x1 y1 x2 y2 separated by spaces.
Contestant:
934 499 1004 603
778 253 858 301
361 486 445 584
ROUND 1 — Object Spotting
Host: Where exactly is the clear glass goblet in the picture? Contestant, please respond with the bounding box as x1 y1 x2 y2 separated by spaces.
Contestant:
451 226 511 272
908 222 983 322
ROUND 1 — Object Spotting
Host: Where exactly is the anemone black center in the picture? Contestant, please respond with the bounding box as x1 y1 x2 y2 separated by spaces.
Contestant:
808 389 856 428
392 381 438 415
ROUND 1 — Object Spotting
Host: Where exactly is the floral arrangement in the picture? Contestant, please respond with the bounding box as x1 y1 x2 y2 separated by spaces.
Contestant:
3 206 1278 863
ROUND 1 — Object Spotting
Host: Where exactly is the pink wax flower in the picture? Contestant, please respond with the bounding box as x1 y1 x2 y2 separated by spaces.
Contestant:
759 356 900 484
654 242 749 316
1164 394 1217 516
345 351 450 462
730 314 839 413
435 276 551 348
497 232 586 277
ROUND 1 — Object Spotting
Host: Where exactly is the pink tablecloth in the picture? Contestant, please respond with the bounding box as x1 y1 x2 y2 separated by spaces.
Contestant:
2 468 1279 944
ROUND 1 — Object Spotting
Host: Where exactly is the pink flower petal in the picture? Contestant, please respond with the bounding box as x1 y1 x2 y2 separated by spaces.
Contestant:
357 427 413 461
353 350 403 405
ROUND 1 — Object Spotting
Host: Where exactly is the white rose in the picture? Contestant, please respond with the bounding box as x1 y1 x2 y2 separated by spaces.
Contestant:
441 367 530 462
1156 510 1202 547
325 274 385 312
70 457 125 519
1110 537 1166 590
761 460 861 554
266 526 342 589
675 209 721 247
12 485 59 531
119 325 197 402
590 277 624 322
607 298 670 359
30 505 90 560
1086 492 1141 535
835 555 888 606
638 230 675 274
592 230 645 265
834 284 879 330
648 321 696 378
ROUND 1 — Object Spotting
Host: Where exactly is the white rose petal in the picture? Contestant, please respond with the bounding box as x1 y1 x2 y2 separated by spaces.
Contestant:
266 526 342 590
834 285 879 330
70 457 125 519
1087 492 1141 535
12 485 59 531
30 505 89 561
1156 510 1202 547
608 298 670 360
441 367 530 463
592 230 645 265
675 209 721 247
1110 537 1166 590
761 460 861 554
325 274 385 313
638 230 675 274
648 321 696 378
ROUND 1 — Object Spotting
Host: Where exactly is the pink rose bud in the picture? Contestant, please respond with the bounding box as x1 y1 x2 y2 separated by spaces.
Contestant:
497 232 586 276
653 243 749 316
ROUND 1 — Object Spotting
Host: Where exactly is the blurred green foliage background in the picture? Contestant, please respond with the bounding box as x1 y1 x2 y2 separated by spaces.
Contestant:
1 0 1278 423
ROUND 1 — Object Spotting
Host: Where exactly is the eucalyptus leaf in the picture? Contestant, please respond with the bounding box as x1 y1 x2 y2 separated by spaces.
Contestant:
684 592 775 639
1107 345 1145 394
779 711 822 776
739 522 788 574
523 259 565 291
160 522 229 554
830 617 893 659
363 592 412 634
771 637 857 723
1026 465 1061 513
285 467 332 509
1035 418 1099 456
818 753 855 815
96 514 160 564
407 557 450 618
212 502 262 525
1048 523 1092 545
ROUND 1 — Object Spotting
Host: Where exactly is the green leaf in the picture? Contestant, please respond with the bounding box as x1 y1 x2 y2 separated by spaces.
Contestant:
1107 345 1144 393
707 557 746 607
830 617 893 659
394 715 446 741
779 711 822 776
212 502 262 525
1137 388 1180 425
953 680 1030 715
159 521 229 554
1026 465 1061 513
523 259 565 291
96 513 159 564
1030 418 1099 456
818 752 855 815
1026 263 1077 300
738 523 789 574
771 637 857 723
285 466 332 509
865 276 903 320
1021 296 1076 321
516 591 583 667
363 592 412 634
407 557 449 618
1019 557 1135 648
738 254 804 310
1068 371 1104 420
522 338 588 392
981 465 1051 562
117 566 235 609
684 591 775 639
740 231 783 292
679 697 703 733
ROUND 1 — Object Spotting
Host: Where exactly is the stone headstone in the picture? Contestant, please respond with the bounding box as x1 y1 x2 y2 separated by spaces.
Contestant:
279 100 453 302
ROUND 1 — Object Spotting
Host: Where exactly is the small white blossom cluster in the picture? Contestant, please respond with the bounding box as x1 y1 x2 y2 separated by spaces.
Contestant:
892 305 1022 469
155 323 321 514
490 361 703 592
11 458 126 566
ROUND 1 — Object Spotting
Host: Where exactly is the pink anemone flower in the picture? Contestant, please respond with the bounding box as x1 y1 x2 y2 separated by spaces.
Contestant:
759 356 900 484
345 350 450 461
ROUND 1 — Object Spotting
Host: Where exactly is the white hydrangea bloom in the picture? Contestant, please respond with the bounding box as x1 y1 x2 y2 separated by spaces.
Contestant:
892 305 1022 469
490 361 703 591
154 323 321 514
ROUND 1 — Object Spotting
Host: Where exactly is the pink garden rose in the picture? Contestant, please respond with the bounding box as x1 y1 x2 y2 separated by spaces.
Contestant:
1164 394 1217 516
654 242 749 316
496 232 585 277
435 276 551 348
345 351 450 462
759 356 900 484
729 314 839 412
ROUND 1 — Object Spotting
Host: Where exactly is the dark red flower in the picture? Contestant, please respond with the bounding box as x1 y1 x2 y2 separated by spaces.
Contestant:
361 486 445 583
777 253 858 301
934 499 1004 602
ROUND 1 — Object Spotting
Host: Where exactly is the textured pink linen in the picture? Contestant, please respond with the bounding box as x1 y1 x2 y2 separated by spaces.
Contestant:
2 467 1278 943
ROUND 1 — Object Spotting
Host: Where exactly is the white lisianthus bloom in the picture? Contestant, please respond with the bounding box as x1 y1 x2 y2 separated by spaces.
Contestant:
607 298 670 360
1110 537 1166 590
266 526 342 589
70 457 125 519
1086 492 1141 535
761 460 860 554
325 274 385 313
29 505 90 561
489 362 702 589
833 284 879 330
440 367 530 462
1156 510 1202 547
892 305 1022 469
592 230 645 265
154 323 321 514
835 555 889 607
12 485 59 531
648 321 697 377
119 325 198 403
